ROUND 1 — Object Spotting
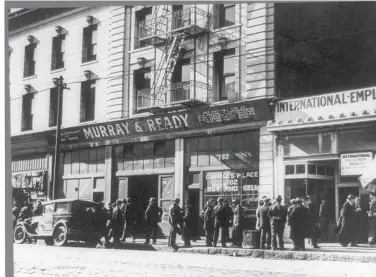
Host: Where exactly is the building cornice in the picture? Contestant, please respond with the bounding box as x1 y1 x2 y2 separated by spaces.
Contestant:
9 6 109 38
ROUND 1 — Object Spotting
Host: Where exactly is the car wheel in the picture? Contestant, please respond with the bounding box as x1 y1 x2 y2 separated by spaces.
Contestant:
44 238 54 246
53 225 68 246
14 226 27 244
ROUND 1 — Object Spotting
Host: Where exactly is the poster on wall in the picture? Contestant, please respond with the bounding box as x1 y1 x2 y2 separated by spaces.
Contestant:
340 152 374 176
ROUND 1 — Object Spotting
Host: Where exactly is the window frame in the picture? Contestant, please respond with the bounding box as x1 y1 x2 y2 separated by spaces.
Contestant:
217 4 236 29
21 93 34 131
214 48 236 101
23 43 36 77
51 34 65 70
80 80 96 122
82 25 98 63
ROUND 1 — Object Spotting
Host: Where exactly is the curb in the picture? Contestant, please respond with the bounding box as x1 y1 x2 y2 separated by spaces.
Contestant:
151 245 376 263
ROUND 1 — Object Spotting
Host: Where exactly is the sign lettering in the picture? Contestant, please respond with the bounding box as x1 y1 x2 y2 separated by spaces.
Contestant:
340 152 374 176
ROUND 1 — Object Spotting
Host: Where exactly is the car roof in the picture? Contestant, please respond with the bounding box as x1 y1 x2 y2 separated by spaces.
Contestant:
43 198 99 205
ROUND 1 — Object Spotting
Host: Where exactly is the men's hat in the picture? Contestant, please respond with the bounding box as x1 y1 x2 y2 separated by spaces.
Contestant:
290 199 296 204
347 194 356 200
262 196 267 200
258 199 264 205
264 198 271 202
208 198 215 202
149 197 157 202
173 198 180 203
276 195 282 202
232 199 239 204
217 197 224 203
295 198 302 203
116 199 123 205
302 196 308 201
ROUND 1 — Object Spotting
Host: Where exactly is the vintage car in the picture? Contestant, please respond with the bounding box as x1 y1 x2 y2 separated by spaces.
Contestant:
14 199 103 246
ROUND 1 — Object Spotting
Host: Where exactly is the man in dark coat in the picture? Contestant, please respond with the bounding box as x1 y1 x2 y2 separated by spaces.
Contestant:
319 197 330 242
213 197 227 247
257 198 271 249
32 200 43 217
183 201 194 247
305 196 320 248
223 199 234 243
97 202 109 243
168 198 183 248
268 195 287 250
12 202 21 229
231 199 243 247
339 194 358 247
111 199 124 243
288 198 306 250
204 200 215 247
121 198 138 243
144 197 163 245
18 202 32 222
355 197 369 244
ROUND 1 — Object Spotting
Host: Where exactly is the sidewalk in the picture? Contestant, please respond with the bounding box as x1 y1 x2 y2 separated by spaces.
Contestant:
107 238 376 263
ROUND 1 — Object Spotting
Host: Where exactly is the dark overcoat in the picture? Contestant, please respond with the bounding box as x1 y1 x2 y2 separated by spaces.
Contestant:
288 205 307 240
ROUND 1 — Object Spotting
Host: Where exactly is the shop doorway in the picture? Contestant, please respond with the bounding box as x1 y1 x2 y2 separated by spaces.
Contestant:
188 189 201 238
128 175 159 215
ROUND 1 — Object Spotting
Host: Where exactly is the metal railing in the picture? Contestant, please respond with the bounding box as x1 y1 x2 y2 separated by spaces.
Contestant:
137 80 211 110
138 7 211 40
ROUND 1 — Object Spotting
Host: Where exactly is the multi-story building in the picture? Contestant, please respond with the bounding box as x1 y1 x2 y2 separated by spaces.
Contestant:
9 7 129 203
9 4 276 234
269 2 376 240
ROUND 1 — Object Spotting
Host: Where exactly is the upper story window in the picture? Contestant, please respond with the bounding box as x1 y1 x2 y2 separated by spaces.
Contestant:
51 35 66 70
23 43 36 77
171 59 190 84
217 4 235 28
136 7 152 48
80 80 96 122
21 93 34 131
49 87 58 127
214 48 236 101
82 25 97 63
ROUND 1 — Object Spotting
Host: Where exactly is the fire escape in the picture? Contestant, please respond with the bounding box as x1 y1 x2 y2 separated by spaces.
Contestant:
137 5 212 112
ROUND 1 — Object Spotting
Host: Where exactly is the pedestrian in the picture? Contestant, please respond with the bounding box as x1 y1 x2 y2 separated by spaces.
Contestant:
257 198 271 249
144 197 163 245
121 198 138 243
231 199 243 247
213 197 227 247
368 195 376 245
168 198 183 249
268 195 287 250
319 197 330 242
338 194 358 247
255 199 264 230
98 202 109 245
354 197 368 244
288 198 306 251
32 200 43 217
223 199 233 244
111 199 124 243
12 202 21 229
203 200 215 247
183 201 194 247
18 202 32 222
106 203 115 241
305 196 320 248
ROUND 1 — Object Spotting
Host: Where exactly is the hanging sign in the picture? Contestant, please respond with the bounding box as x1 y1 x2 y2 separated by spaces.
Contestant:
340 152 374 176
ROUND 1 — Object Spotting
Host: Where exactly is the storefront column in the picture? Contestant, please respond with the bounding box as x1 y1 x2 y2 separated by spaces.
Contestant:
275 143 285 204
104 146 114 204
174 138 185 204
47 154 53 201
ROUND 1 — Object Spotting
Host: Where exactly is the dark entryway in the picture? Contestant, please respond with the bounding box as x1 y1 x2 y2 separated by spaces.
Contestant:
188 189 201 238
128 175 158 214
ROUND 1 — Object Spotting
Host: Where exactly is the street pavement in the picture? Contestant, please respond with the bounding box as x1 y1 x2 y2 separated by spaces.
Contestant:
14 243 376 277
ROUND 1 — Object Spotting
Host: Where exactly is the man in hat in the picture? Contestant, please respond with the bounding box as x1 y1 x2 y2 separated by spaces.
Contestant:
204 200 215 247
213 197 227 247
306 195 320 248
144 197 163 245
319 197 330 242
183 200 194 247
121 198 138 243
223 199 234 243
32 200 43 217
168 198 183 248
231 199 243 247
268 195 287 250
257 198 272 249
288 198 307 250
111 199 124 243
338 194 358 247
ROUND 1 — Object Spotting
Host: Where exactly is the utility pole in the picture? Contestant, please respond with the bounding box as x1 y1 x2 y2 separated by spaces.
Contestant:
51 76 68 200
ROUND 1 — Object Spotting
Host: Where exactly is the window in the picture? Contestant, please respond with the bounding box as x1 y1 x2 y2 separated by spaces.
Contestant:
285 165 294 175
82 25 97 63
23 43 36 77
55 203 69 213
135 68 151 110
136 7 152 48
49 87 58 127
80 80 96 122
217 4 235 28
51 35 65 70
214 49 236 101
296 164 306 174
171 59 191 103
21 93 34 131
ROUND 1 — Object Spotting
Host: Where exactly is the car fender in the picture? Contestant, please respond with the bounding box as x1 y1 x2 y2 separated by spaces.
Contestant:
15 222 34 237
53 220 70 233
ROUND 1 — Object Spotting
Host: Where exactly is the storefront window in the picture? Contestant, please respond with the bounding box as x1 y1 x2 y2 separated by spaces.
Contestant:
79 150 89 174
123 145 134 170
62 148 105 175
165 140 175 168
198 137 210 166
209 136 222 166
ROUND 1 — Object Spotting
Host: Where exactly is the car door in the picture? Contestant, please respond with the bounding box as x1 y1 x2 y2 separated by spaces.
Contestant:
36 203 54 235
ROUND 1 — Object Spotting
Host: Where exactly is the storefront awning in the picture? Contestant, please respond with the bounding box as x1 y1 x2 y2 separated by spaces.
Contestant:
359 157 376 195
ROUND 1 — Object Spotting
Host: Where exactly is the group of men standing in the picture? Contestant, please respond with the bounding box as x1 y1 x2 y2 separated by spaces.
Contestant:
256 195 321 251
202 198 243 248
